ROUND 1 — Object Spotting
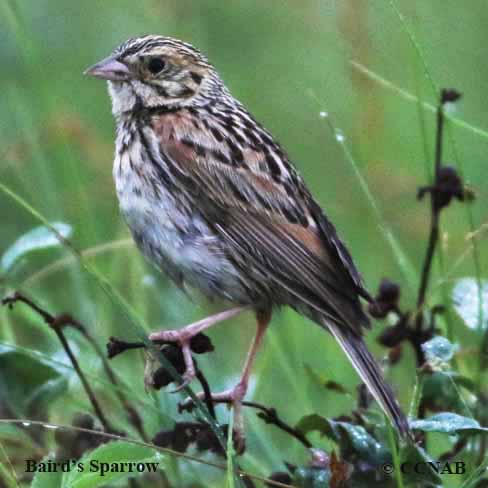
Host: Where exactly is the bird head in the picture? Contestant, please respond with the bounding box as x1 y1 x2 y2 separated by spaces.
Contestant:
85 35 223 116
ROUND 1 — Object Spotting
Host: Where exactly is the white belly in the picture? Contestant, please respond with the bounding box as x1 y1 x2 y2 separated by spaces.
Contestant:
113 145 247 302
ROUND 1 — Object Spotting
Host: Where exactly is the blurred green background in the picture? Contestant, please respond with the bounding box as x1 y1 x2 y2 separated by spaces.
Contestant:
1 0 487 486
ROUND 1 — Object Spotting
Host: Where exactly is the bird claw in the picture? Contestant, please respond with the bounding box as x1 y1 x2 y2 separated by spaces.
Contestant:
233 430 246 455
149 329 197 390
179 386 248 454
169 371 195 393
180 383 246 407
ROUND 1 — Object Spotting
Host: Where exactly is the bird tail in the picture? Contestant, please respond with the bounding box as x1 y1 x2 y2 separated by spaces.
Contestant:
326 321 410 438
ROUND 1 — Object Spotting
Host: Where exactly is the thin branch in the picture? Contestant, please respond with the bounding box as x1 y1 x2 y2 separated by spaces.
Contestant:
107 337 145 358
413 90 462 367
2 292 113 432
415 94 445 323
203 398 312 449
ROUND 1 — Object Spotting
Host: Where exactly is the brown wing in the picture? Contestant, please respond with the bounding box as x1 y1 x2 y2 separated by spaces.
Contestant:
150 109 370 332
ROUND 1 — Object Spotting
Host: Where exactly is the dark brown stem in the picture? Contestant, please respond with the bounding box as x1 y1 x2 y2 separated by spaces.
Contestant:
439 437 468 462
107 337 145 358
415 212 440 331
2 292 113 432
415 99 444 331
413 92 448 370
195 369 216 420
252 402 312 448
210 398 312 449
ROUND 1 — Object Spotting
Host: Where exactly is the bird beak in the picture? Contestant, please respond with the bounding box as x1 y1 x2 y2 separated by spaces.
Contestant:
84 56 131 81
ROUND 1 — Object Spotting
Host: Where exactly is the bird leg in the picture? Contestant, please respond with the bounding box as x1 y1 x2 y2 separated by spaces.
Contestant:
181 310 271 452
149 306 248 391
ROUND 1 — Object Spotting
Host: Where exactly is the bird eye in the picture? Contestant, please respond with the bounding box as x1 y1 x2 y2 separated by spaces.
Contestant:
147 58 166 74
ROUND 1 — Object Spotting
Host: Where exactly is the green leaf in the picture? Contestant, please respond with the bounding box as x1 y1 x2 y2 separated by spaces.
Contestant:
25 376 68 415
422 336 457 365
411 412 488 435
446 372 477 393
452 278 488 331
399 443 441 487
296 413 333 437
421 372 467 412
31 456 64 488
296 414 391 466
294 467 331 488
0 346 65 416
0 423 34 447
1 222 72 273
66 440 162 488
0 460 19 488
334 422 391 465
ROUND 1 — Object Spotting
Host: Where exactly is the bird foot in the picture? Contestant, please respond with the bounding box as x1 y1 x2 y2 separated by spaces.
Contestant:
180 382 248 453
148 307 247 392
149 329 197 391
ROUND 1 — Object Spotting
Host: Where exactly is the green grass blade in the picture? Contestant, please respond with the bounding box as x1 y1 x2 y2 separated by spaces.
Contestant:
350 61 488 141
387 0 438 97
0 442 19 488
226 409 236 488
309 94 418 291
386 420 404 488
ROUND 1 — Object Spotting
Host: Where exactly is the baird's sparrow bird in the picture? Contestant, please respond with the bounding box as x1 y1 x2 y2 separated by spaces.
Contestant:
85 35 409 446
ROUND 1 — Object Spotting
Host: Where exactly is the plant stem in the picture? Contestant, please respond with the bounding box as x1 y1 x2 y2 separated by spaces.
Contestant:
386 420 404 488
416 100 444 330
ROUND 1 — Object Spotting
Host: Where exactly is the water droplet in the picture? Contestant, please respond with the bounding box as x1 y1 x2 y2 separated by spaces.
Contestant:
319 111 328 118
22 422 31 427
335 129 345 143
43 424 58 430
445 102 457 115
142 275 156 287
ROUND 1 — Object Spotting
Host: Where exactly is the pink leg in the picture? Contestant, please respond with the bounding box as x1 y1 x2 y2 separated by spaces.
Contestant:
149 306 247 390
182 310 271 452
